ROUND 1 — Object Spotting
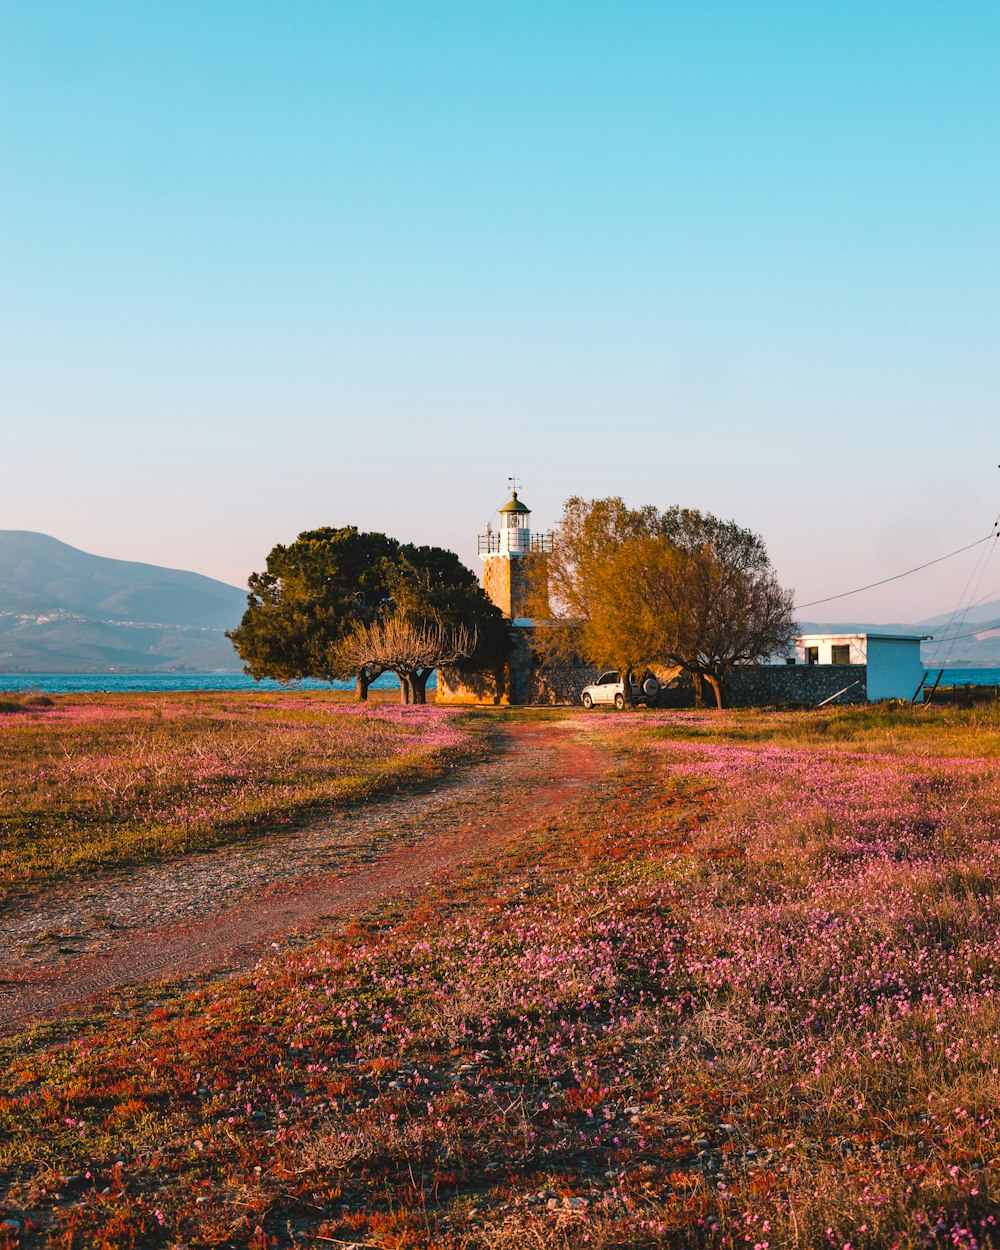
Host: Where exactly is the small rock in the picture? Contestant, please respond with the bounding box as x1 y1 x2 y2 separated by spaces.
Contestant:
0 1218 22 1233
564 1196 589 1210
546 1197 560 1210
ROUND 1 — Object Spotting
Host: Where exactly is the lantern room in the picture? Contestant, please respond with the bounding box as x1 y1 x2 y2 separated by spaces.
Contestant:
478 491 552 558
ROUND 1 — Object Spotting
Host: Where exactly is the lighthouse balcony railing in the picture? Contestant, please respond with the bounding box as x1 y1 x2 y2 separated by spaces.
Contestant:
478 532 553 555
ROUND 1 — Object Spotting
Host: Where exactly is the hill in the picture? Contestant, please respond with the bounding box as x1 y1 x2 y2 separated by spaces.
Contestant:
0 532 247 672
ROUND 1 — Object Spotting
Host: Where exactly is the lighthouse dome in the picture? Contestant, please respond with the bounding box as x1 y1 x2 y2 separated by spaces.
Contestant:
498 491 531 515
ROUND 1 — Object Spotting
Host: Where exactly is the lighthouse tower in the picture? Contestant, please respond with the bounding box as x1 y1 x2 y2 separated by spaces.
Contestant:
478 490 551 620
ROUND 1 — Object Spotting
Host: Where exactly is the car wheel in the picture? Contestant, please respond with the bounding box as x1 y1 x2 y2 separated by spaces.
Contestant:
582 692 593 709
614 692 625 710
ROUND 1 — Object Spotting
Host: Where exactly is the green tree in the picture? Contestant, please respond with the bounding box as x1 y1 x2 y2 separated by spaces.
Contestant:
228 530 510 703
226 527 399 699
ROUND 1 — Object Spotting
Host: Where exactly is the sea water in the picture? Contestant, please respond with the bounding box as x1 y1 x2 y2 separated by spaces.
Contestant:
0 672 411 694
922 668 1000 688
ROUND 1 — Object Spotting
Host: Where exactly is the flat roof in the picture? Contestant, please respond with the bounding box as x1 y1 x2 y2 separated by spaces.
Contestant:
796 632 931 642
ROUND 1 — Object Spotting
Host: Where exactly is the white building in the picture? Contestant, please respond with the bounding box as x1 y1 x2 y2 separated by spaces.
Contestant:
794 633 929 701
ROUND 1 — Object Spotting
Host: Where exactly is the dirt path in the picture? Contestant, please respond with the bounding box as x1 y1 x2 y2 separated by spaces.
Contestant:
0 718 607 1034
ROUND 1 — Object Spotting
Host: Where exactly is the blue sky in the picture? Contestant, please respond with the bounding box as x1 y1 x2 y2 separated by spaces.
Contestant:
2 2 998 620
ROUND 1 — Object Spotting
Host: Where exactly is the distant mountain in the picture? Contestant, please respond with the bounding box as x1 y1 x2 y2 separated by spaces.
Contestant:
0 532 247 673
917 599 1000 629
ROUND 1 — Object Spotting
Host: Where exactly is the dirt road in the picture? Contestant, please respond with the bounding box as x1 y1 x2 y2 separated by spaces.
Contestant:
0 718 607 1033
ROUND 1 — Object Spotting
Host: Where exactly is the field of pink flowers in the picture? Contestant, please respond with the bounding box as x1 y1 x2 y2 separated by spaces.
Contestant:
1 703 999 1248
0 691 472 893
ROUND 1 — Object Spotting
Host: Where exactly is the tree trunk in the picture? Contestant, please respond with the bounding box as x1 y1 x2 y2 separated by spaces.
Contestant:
691 671 704 708
704 673 725 710
398 673 412 705
410 669 430 705
620 665 635 708
356 669 371 702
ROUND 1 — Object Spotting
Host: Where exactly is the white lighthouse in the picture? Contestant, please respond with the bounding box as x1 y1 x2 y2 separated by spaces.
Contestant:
478 489 551 620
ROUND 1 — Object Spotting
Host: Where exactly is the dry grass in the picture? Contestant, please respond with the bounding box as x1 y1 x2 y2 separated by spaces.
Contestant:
0 690 474 894
1 704 999 1247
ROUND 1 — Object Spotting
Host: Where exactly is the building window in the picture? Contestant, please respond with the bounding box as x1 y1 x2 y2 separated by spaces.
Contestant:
806 647 819 666
831 644 850 665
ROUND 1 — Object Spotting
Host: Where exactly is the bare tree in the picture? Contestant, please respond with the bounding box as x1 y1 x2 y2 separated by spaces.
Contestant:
334 612 477 704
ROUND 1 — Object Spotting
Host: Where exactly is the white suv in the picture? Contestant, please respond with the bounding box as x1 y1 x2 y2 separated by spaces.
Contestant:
581 671 660 710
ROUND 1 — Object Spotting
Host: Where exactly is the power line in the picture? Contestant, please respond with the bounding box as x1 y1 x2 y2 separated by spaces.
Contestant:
927 527 999 666
794 533 998 611
924 621 1000 647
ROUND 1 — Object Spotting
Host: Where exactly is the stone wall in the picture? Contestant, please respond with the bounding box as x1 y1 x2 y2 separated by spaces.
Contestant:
437 629 533 705
727 664 867 706
435 666 505 704
482 557 514 619
527 665 600 706
482 553 547 619
657 664 868 708
439 656 870 708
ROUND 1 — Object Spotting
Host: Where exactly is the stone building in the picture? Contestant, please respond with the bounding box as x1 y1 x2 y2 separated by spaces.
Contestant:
436 490 598 705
